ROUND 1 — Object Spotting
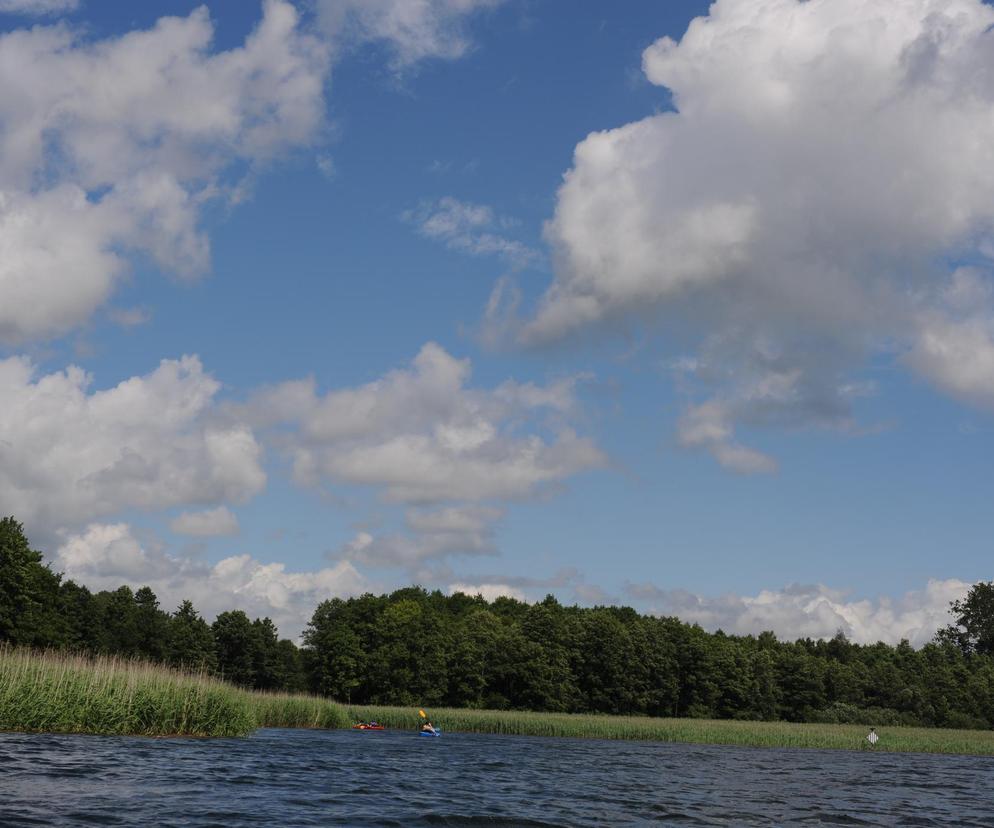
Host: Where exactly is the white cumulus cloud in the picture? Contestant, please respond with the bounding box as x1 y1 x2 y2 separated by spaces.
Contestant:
235 342 604 504
0 355 265 541
627 578 970 647
0 0 509 346
232 343 603 570
54 523 367 639
523 0 994 467
0 0 328 345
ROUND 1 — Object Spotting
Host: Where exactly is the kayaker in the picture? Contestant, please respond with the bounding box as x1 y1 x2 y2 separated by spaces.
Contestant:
420 720 436 734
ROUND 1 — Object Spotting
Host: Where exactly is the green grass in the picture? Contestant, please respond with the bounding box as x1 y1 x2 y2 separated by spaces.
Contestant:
0 646 347 737
346 705 994 756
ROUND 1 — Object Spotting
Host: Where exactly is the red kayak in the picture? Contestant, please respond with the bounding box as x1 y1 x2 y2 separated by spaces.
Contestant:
352 724 385 730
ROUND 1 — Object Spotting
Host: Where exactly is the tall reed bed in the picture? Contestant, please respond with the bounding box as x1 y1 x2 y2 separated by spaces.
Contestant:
346 705 994 755
248 690 349 730
0 646 348 737
0 645 253 736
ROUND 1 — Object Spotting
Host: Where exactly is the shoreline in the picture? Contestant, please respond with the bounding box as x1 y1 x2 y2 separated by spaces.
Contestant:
3 649 992 754
344 705 994 756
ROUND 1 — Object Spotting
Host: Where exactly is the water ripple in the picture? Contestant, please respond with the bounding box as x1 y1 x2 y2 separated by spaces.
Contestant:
0 729 992 826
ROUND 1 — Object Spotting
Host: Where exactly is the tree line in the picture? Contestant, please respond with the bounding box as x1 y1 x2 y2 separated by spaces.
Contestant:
0 517 306 691
3 516 993 728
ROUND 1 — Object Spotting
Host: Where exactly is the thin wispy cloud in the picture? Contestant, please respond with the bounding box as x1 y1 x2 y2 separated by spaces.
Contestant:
404 196 540 269
0 0 78 15
317 0 504 68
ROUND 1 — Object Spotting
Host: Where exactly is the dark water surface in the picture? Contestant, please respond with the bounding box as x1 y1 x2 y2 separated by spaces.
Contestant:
1 728 992 826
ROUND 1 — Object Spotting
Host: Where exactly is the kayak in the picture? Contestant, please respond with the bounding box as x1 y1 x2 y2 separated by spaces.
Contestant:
419 728 442 737
352 724 385 730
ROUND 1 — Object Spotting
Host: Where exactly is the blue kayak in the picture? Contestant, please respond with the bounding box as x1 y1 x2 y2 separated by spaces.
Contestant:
419 728 442 737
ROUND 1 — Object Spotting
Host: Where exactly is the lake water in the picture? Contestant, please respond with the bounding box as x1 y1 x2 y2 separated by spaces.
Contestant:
1 728 992 826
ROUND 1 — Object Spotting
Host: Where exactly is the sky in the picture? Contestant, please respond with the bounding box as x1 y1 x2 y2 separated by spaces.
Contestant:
2 0 993 646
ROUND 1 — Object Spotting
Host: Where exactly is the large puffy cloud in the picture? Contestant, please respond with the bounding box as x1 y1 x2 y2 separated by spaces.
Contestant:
235 343 604 568
0 0 328 344
237 342 604 504
317 0 503 67
526 0 994 466
0 355 265 540
54 523 366 639
626 579 969 647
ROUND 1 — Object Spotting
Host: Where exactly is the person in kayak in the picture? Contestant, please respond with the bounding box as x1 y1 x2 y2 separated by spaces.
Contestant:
420 720 436 734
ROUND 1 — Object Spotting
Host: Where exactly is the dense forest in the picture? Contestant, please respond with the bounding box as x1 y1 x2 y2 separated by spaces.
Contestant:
3 516 993 728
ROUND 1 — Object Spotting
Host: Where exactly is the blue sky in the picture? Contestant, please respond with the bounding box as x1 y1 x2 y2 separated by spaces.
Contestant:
2 0 993 643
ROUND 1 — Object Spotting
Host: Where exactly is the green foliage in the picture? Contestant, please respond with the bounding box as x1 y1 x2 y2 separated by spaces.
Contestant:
135 586 168 662
211 612 301 691
167 600 217 672
250 618 281 689
304 586 994 730
937 581 994 656
2 516 993 732
303 598 367 700
0 517 308 694
213 610 258 686
0 517 63 645
92 586 143 655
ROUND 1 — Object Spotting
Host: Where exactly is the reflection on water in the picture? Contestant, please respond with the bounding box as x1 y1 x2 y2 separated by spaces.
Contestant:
1 728 992 826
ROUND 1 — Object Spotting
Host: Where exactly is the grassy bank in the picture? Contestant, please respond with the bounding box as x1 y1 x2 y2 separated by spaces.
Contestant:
4 645 992 753
0 646 347 737
347 705 994 756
